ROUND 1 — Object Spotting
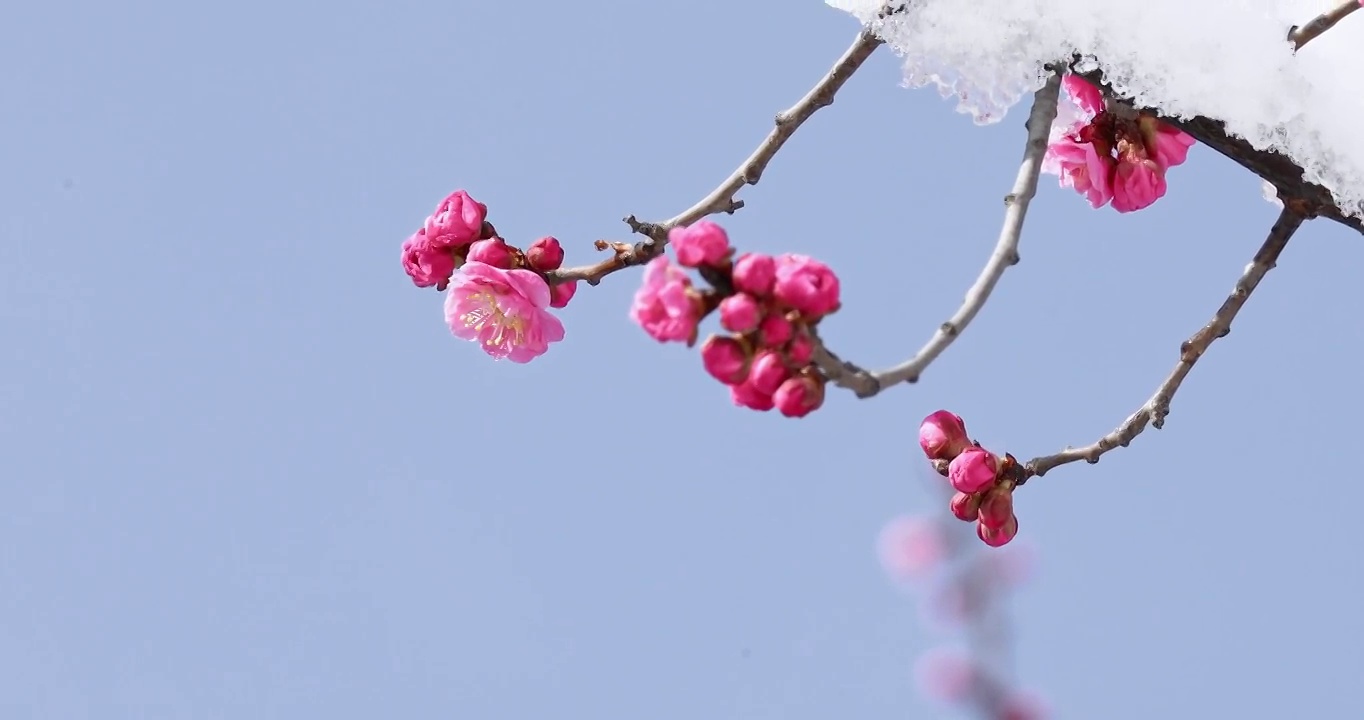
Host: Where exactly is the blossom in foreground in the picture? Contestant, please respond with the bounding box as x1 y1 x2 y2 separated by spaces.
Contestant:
629 256 700 344
443 261 565 362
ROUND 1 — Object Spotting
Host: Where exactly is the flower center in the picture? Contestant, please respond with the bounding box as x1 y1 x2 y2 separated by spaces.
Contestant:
460 290 526 350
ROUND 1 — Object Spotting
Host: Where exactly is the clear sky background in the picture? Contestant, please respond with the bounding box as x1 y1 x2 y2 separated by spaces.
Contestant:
4 2 1362 718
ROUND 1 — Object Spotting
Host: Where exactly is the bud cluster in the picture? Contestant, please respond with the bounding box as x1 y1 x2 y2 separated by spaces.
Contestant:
918 410 1022 547
629 220 843 417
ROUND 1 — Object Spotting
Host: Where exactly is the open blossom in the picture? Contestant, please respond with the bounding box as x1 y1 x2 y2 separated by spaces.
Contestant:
1046 137 1115 208
773 254 840 318
443 261 565 363
1138 116 1196 169
401 230 457 288
1111 151 1166 213
424 189 486 249
669 220 731 268
630 256 700 343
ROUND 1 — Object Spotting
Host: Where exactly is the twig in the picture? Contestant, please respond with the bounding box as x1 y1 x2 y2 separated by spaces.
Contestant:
809 73 1064 398
1024 206 1308 477
1289 0 1361 50
546 27 884 286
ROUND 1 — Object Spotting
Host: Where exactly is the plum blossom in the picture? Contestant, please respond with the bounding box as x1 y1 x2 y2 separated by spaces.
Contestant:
443 261 565 363
629 256 700 343
668 220 731 268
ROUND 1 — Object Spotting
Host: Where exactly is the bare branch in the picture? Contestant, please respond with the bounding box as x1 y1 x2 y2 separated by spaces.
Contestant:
545 27 884 287
1024 206 1308 477
1289 0 1361 50
810 72 1063 398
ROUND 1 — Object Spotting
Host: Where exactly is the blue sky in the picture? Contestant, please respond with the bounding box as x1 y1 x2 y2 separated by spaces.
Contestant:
3 1 1361 718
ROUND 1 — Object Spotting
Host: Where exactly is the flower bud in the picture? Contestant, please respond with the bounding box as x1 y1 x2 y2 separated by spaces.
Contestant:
749 351 791 396
949 492 981 522
758 313 792 347
785 331 814 365
976 515 1018 547
699 334 750 385
526 236 565 272
669 220 730 268
465 237 515 269
773 373 825 418
977 486 1014 529
718 293 761 333
549 280 578 308
731 252 776 296
947 447 998 494
730 378 774 411
919 410 969 460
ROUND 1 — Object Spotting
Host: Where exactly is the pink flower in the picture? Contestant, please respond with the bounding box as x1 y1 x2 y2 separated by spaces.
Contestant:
1110 154 1167 213
549 280 577 308
1046 137 1115 208
719 293 761 334
1062 74 1104 116
748 351 790 395
758 313 792 347
443 261 565 363
773 374 824 418
919 410 969 460
526 236 564 272
401 230 457 288
700 335 750 384
466 237 515 269
732 252 777 296
773 254 840 318
877 515 944 582
629 256 700 344
1138 116 1196 169
947 447 998 494
730 378 775 411
976 515 1018 547
668 220 731 268
424 189 487 250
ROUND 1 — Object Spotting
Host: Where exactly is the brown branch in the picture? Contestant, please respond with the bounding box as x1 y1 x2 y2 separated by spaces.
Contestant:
545 27 884 287
1289 0 1361 50
809 73 1064 398
1023 205 1308 477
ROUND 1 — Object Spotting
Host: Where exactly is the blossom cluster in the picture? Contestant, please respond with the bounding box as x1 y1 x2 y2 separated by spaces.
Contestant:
1044 74 1196 212
919 411 1022 547
400 189 575 363
629 220 841 417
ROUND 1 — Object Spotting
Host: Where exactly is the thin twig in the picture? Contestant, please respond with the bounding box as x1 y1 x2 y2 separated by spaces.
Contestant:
1024 206 1308 477
810 73 1064 398
545 27 884 286
1289 0 1361 50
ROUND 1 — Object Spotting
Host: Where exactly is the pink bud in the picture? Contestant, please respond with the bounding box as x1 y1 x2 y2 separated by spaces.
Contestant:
424 189 487 250
786 332 814 365
718 293 762 333
700 335 750 385
918 410 969 460
773 254 840 318
401 230 456 288
749 351 790 396
976 515 1018 547
947 447 998 494
978 487 1014 529
758 313 792 347
668 220 730 268
730 378 774 411
948 492 981 522
731 252 777 296
526 236 564 272
549 280 577 308
773 373 825 418
465 238 515 269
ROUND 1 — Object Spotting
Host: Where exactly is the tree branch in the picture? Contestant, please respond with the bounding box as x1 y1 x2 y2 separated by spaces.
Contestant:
1289 0 1361 50
1023 205 1308 477
545 27 884 286
811 72 1064 398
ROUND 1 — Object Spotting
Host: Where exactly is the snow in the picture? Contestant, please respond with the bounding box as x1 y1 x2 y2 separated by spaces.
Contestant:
826 0 1364 218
